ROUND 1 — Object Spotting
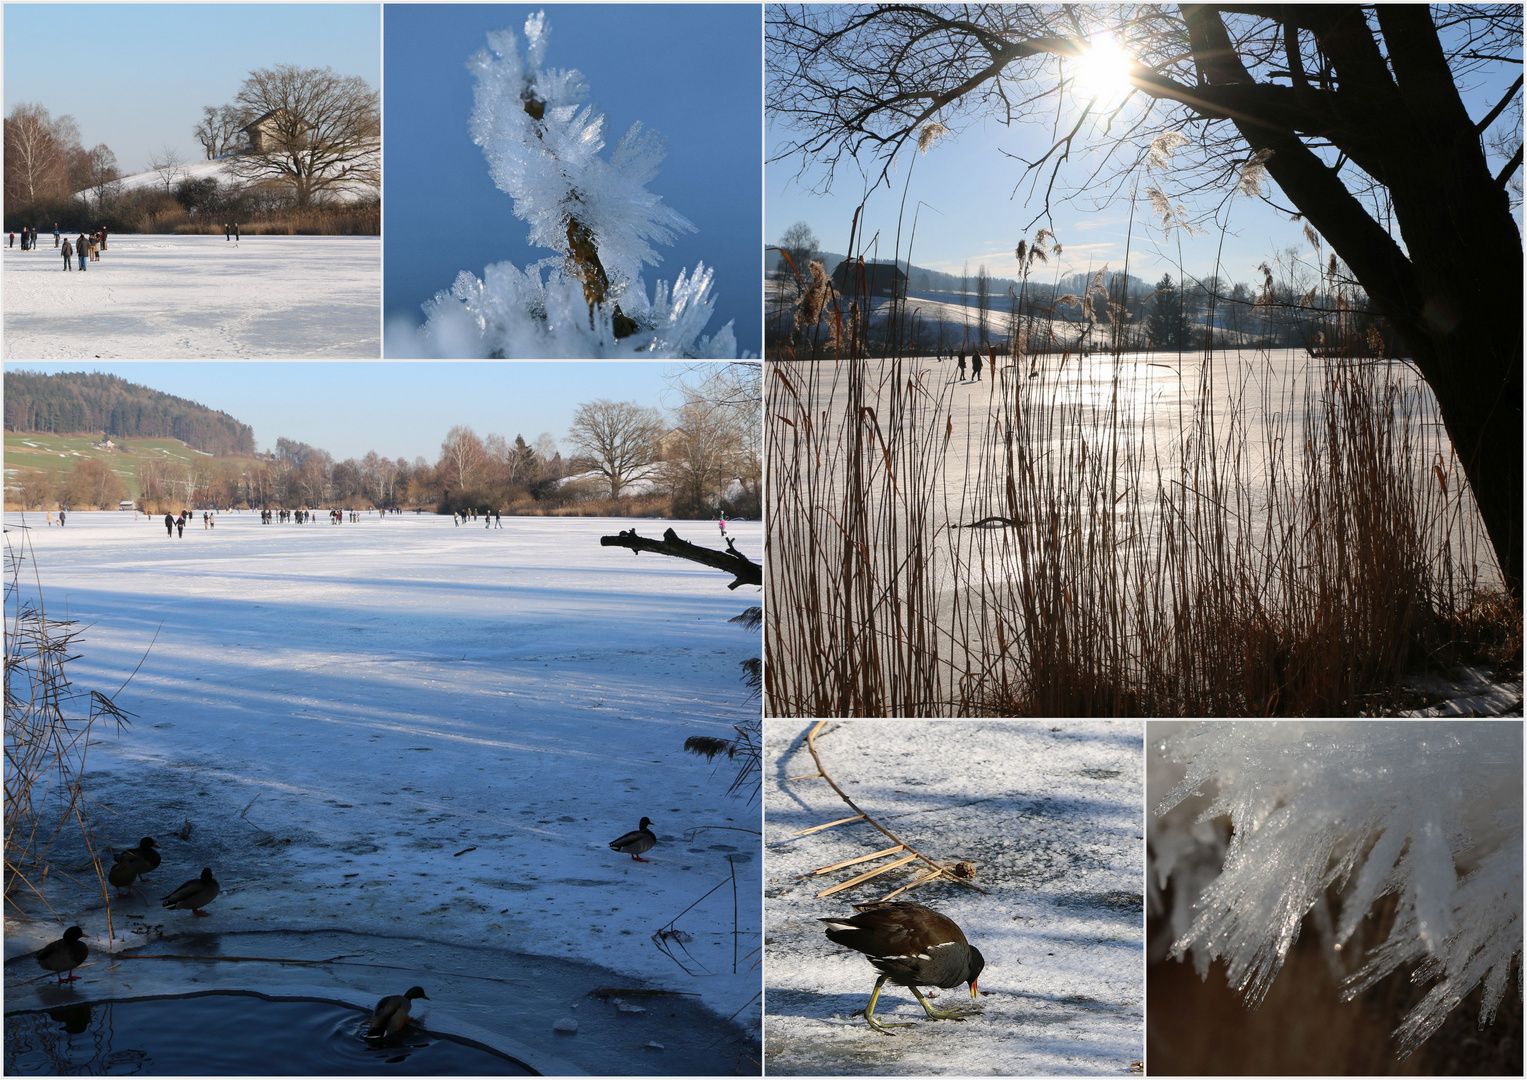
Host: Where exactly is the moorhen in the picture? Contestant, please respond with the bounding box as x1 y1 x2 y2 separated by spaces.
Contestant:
609 817 657 862
36 926 89 984
367 986 429 1038
162 867 220 916
820 901 985 1034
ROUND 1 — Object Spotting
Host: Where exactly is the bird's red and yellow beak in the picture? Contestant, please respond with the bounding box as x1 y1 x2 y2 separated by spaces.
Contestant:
969 979 980 998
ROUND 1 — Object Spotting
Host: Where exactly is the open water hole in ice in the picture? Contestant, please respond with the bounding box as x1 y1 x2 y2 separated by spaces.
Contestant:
3 993 533 1075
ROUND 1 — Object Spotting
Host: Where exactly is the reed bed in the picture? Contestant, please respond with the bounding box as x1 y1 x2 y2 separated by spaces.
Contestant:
766 345 1507 717
4 525 131 923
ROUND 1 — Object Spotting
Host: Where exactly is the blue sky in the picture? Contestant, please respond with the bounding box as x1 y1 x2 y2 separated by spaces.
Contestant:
3 4 381 175
767 22 1523 293
384 4 762 353
8 361 691 462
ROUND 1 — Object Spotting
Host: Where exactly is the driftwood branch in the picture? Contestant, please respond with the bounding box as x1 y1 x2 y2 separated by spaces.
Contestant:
801 721 988 898
600 528 761 589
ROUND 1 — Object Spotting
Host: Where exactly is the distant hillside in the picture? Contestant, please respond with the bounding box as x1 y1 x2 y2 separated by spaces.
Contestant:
76 147 381 205
4 370 255 456
770 248 1149 300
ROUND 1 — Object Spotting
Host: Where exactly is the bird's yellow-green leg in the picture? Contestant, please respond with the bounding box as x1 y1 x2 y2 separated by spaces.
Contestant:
863 975 913 1035
910 984 982 1021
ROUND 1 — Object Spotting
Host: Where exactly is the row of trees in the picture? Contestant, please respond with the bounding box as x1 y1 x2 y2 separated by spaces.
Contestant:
12 367 763 519
4 64 379 233
5 371 256 457
3 103 120 229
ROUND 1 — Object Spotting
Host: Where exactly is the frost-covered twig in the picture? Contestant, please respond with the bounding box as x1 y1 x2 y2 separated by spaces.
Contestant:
1153 721 1522 1057
410 12 738 358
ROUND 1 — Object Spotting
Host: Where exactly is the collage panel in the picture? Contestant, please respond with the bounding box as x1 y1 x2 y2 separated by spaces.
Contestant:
2 3 382 360
2 361 762 1073
763 719 1145 1075
382 3 763 359
761 3 1521 719
1147 720 1524 1076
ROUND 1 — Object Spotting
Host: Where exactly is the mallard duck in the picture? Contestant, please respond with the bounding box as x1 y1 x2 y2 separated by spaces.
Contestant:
114 837 161 883
609 817 656 861
366 986 429 1038
36 926 89 984
161 867 220 916
108 851 152 897
820 901 985 1034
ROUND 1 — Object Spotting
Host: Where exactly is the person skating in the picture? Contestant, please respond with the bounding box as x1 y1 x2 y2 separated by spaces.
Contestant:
61 238 73 270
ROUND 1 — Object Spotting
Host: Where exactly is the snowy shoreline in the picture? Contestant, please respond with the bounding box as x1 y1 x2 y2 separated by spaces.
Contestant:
3 511 762 1054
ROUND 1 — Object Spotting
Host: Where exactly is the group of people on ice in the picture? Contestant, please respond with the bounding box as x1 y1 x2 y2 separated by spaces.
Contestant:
9 223 108 271
453 508 503 528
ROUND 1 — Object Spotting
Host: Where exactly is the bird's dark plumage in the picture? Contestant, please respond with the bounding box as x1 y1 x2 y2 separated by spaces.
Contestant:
115 837 161 880
162 867 220 916
37 926 89 984
610 817 656 861
820 901 985 1034
367 985 429 1038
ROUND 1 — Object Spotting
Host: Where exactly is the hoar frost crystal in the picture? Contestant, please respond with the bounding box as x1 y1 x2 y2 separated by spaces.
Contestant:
413 12 738 359
1150 721 1522 1057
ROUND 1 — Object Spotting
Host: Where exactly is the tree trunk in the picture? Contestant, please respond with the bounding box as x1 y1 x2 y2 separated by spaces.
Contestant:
1185 5 1522 597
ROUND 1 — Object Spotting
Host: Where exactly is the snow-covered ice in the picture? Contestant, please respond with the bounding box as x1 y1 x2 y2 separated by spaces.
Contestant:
4 234 380 358
2 511 761 1060
765 720 1144 1075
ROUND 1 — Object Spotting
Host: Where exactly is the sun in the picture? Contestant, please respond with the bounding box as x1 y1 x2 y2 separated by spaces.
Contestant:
1073 34 1136 104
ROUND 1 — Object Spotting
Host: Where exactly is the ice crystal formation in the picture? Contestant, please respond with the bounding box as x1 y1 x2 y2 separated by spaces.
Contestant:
413 12 737 358
1150 721 1522 1057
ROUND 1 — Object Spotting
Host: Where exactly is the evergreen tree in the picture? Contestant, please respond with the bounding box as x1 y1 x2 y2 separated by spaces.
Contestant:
1146 273 1181 350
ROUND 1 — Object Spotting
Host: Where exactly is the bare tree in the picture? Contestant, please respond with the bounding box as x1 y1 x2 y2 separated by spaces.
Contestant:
438 425 487 492
975 264 991 347
777 220 819 291
193 104 248 160
224 65 379 207
4 103 74 206
86 145 121 211
769 3 1524 595
567 399 665 499
148 144 187 194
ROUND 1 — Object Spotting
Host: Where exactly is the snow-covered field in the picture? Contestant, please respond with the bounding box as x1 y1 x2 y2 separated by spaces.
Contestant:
78 151 380 204
764 720 1144 1075
3 234 380 358
3 511 761 1058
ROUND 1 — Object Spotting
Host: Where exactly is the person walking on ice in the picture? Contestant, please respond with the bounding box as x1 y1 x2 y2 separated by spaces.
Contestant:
76 235 88 271
53 223 60 247
225 223 231 241
61 238 72 270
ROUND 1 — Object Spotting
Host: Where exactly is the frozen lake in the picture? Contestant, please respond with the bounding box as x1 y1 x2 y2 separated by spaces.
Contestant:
764 720 1143 1074
3 234 380 358
2 511 762 1050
